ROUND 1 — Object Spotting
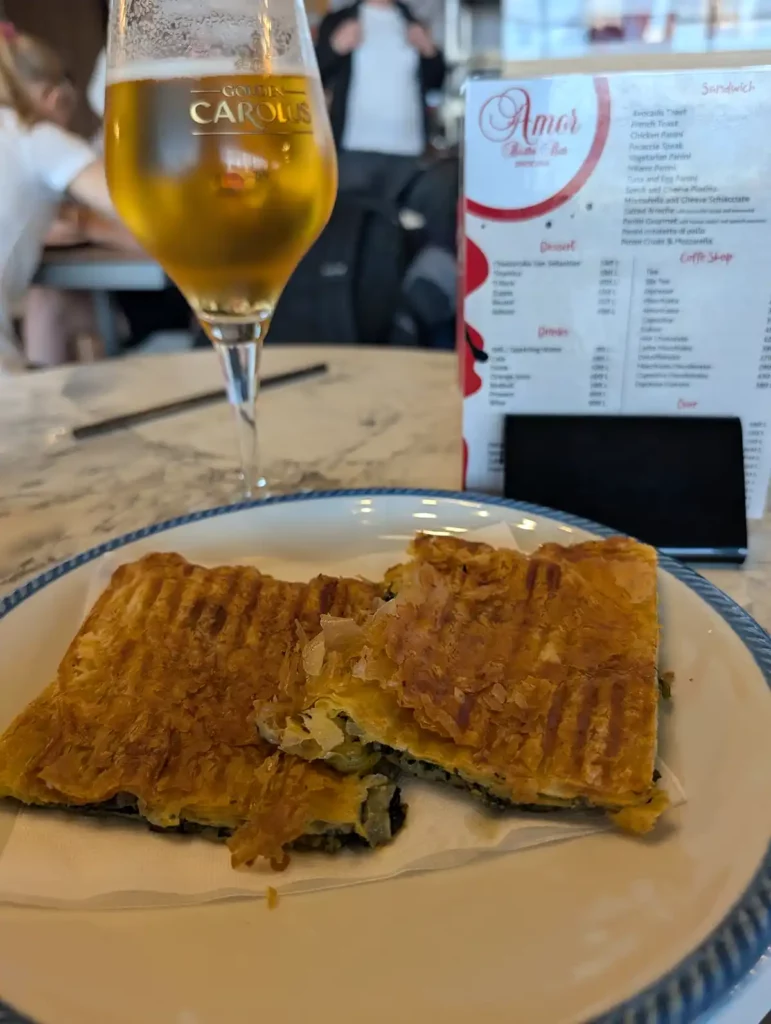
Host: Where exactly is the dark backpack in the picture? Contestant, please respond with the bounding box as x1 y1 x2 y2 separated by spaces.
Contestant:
269 194 408 345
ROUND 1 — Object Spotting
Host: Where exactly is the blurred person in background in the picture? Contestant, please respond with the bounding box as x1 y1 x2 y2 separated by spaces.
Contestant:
316 0 445 198
88 46 106 124
0 25 138 371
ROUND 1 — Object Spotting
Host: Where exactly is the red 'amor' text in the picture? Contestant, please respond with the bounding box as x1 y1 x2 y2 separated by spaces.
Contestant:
480 87 580 147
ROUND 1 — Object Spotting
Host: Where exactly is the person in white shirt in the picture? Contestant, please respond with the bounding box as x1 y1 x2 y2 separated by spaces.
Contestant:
0 26 133 372
316 0 445 197
86 46 107 156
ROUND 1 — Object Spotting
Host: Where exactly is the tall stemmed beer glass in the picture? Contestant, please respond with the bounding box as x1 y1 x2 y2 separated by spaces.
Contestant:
105 0 338 496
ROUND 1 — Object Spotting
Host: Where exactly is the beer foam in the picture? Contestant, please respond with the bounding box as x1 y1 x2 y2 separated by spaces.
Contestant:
107 57 312 84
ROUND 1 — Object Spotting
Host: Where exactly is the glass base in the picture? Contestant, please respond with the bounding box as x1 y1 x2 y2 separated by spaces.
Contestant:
231 468 282 500
200 316 270 346
241 470 268 500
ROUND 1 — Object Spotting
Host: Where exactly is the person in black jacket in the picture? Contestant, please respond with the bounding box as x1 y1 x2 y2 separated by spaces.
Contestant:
316 0 445 198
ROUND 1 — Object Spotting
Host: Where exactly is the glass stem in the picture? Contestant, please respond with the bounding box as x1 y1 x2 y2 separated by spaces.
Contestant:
208 319 269 499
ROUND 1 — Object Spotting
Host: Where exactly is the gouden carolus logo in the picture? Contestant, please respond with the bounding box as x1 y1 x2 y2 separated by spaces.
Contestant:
190 82 311 132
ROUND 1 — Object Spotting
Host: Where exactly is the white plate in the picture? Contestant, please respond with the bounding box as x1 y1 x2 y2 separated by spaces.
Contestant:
0 489 770 1024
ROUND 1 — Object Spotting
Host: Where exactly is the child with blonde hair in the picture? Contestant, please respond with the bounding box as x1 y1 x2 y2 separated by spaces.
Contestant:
0 25 133 371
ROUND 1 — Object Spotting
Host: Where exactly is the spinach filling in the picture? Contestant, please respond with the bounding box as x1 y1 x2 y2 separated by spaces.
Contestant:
336 715 662 814
9 774 406 852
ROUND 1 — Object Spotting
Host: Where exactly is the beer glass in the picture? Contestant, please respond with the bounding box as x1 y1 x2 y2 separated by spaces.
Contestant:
105 0 337 496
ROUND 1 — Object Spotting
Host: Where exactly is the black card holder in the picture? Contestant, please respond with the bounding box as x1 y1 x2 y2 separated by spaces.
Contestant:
503 414 748 563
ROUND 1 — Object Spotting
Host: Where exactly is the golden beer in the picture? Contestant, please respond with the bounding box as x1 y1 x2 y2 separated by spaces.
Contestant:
106 69 337 326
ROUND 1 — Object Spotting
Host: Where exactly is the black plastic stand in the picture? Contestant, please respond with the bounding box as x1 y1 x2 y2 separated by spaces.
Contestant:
503 414 748 563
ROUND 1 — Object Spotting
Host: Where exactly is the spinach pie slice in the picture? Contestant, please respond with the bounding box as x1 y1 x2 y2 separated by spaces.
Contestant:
0 553 404 868
257 534 669 834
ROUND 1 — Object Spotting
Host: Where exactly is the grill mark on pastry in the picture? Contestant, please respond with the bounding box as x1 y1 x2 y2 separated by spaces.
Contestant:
318 579 338 616
298 581 321 634
232 575 264 649
511 568 563 773
545 562 562 595
119 638 136 663
342 575 359 612
542 683 567 758
572 679 599 770
219 571 251 645
164 575 187 622
266 582 306 677
185 596 206 630
291 581 312 638
259 578 282 632
208 603 228 638
161 576 200 667
442 589 466 637
456 691 476 730
429 599 452 672
443 592 473 680
277 587 303 663
142 574 165 613
207 574 241 638
137 646 154 685
603 680 627 771
247 578 284 677
331 580 362 619
525 559 540 597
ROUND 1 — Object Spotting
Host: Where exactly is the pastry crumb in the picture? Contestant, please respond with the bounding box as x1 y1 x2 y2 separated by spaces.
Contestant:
266 886 279 910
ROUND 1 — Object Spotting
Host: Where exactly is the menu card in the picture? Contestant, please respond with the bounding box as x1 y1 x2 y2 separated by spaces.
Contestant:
462 68 771 517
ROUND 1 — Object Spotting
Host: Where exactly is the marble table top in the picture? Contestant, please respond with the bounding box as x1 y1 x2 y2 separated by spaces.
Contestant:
0 345 769 1024
0 345 769 635
0 346 460 592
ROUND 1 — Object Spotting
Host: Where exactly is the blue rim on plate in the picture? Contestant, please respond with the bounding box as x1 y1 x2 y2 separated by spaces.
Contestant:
0 488 769 1024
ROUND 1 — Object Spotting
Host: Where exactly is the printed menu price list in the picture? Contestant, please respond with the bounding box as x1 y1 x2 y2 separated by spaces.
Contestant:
744 421 767 499
596 259 620 317
589 346 612 408
758 305 771 391
462 69 771 512
477 250 771 516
